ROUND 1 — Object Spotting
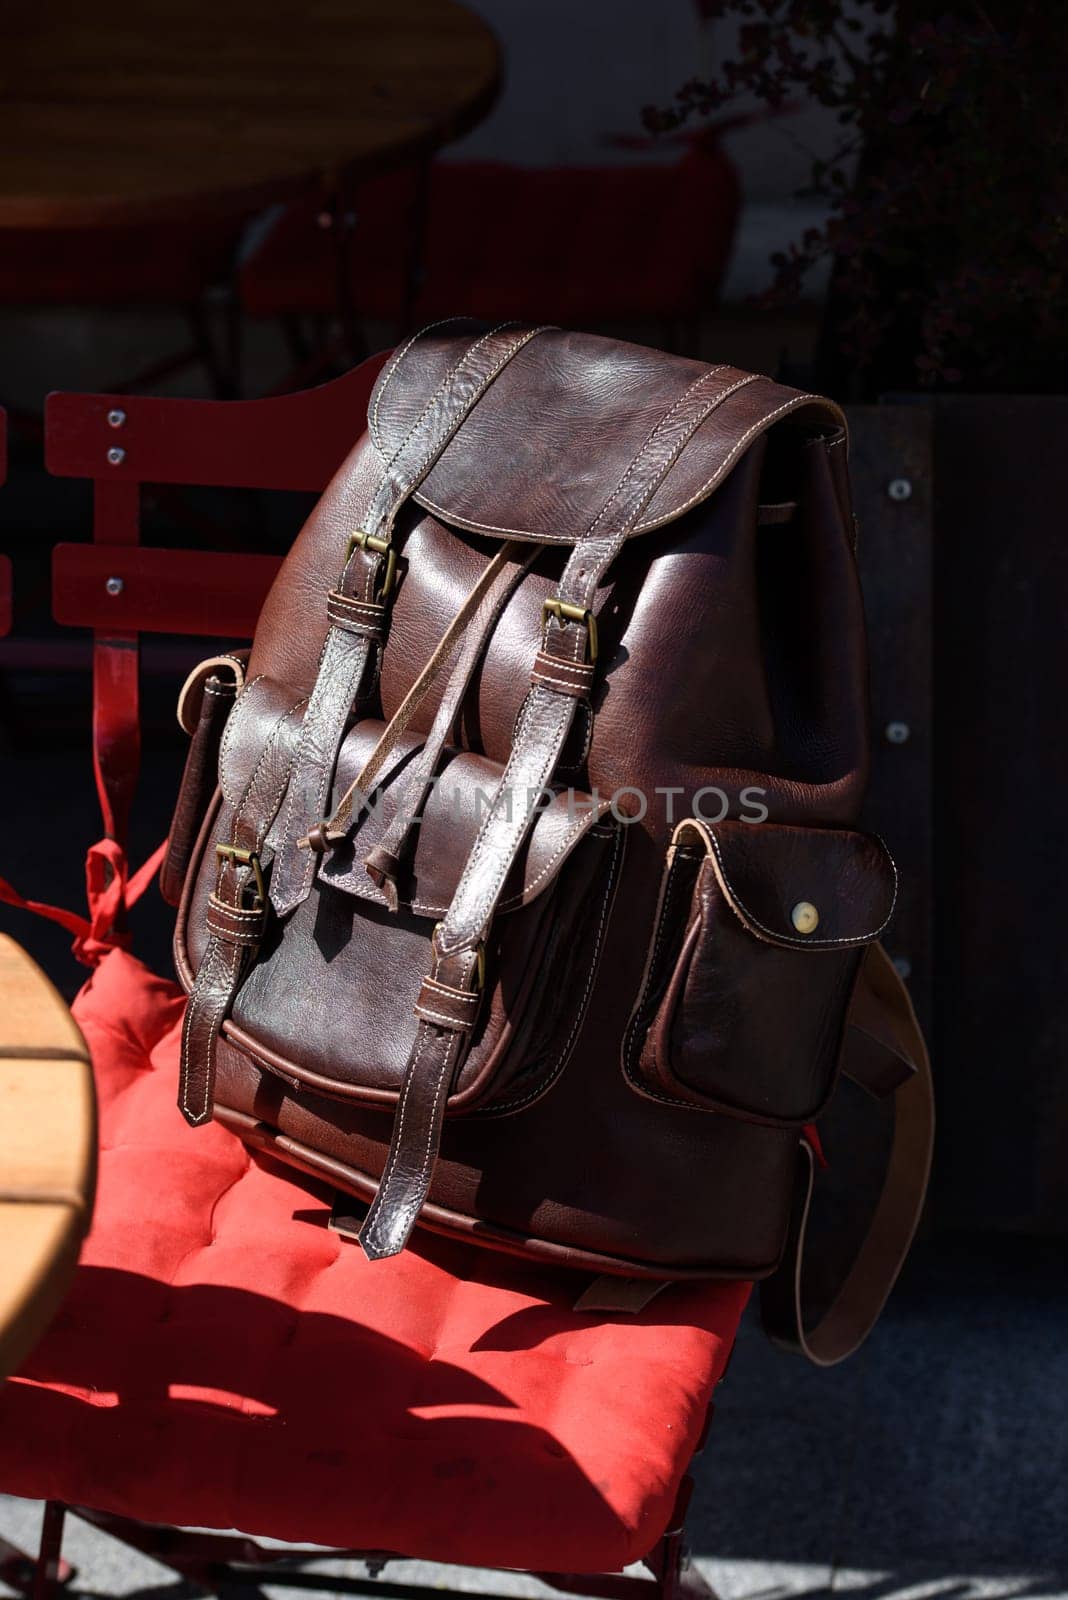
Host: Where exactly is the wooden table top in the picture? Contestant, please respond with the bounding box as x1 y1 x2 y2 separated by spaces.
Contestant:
0 0 500 227
0 935 96 1380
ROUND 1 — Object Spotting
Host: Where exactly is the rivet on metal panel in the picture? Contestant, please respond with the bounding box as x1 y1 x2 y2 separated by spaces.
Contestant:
105 576 124 597
106 409 126 429
106 446 126 466
885 721 911 744
887 477 912 502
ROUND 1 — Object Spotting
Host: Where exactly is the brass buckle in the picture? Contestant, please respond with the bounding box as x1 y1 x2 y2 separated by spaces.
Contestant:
215 844 266 905
541 597 598 663
432 926 486 992
344 528 398 603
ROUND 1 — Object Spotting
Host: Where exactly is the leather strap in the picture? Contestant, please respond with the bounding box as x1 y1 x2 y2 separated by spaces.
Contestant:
358 941 482 1261
314 539 537 860
270 322 549 918
267 539 388 915
760 943 934 1365
161 653 247 908
176 651 249 737
360 365 774 1259
178 694 306 1126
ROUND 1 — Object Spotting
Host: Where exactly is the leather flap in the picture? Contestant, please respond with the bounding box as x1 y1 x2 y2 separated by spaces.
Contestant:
678 818 897 950
369 324 845 544
317 718 612 918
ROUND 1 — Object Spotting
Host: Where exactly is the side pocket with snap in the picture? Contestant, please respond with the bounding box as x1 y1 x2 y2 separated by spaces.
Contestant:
623 817 897 1126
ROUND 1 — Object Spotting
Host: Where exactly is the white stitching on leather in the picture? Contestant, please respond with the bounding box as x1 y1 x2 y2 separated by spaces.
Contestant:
231 695 307 848
207 903 263 921
369 318 474 455
329 594 385 617
647 395 843 528
275 634 371 901
408 365 737 543
376 321 521 482
438 687 571 952
390 1045 453 1231
367 1029 429 1220
413 1004 468 1028
486 822 623 1116
181 939 228 1121
547 374 757 670
497 802 612 907
531 670 589 694
409 393 845 541
421 975 476 1002
703 826 898 948
534 657 590 678
219 675 266 807
620 848 704 1104
585 366 730 539
196 940 243 1118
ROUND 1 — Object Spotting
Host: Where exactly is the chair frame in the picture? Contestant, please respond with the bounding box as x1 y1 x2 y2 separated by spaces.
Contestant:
13 362 726 1600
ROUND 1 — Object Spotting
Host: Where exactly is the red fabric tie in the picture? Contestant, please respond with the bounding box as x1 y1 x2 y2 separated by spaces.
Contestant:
0 836 167 967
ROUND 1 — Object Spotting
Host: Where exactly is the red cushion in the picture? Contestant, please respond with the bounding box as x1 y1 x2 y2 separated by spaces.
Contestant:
0 949 747 1573
240 151 741 326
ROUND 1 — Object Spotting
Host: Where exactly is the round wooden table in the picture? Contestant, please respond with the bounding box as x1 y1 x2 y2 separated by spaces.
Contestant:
0 936 96 1380
0 0 500 227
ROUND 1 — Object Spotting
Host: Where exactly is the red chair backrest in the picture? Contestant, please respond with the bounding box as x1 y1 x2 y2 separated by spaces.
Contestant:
45 355 389 851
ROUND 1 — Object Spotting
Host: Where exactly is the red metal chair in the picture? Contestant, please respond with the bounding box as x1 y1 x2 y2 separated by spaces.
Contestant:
0 215 247 399
239 133 741 369
0 359 747 1600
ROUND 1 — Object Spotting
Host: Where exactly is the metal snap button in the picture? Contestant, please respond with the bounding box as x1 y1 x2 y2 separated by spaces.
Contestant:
791 901 820 935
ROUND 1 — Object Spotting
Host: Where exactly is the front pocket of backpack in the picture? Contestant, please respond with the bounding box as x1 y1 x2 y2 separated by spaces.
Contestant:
623 818 897 1126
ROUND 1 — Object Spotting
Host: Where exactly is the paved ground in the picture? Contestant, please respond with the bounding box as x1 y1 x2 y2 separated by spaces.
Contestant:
1 1238 1065 1600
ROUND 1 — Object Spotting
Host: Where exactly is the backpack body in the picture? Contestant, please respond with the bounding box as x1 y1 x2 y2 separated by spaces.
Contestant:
169 324 929 1345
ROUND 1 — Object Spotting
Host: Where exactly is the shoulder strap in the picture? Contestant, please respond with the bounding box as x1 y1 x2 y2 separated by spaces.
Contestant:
760 942 934 1365
269 320 549 917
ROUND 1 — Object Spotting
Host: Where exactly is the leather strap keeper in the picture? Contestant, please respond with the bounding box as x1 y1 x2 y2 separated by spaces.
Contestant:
414 975 482 1031
530 651 596 698
365 844 403 890
325 590 388 638
205 895 268 946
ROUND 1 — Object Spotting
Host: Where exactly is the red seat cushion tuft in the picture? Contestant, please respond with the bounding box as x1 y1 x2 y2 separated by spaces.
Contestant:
0 949 747 1573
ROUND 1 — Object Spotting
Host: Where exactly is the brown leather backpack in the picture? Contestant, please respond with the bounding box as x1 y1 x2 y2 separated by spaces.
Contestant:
165 321 933 1363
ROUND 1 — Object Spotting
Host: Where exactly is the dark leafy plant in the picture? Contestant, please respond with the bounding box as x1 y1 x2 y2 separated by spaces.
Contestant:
646 2 1068 393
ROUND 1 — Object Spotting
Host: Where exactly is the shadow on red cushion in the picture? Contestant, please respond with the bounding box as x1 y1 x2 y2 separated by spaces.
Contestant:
240 148 741 329
0 948 747 1573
